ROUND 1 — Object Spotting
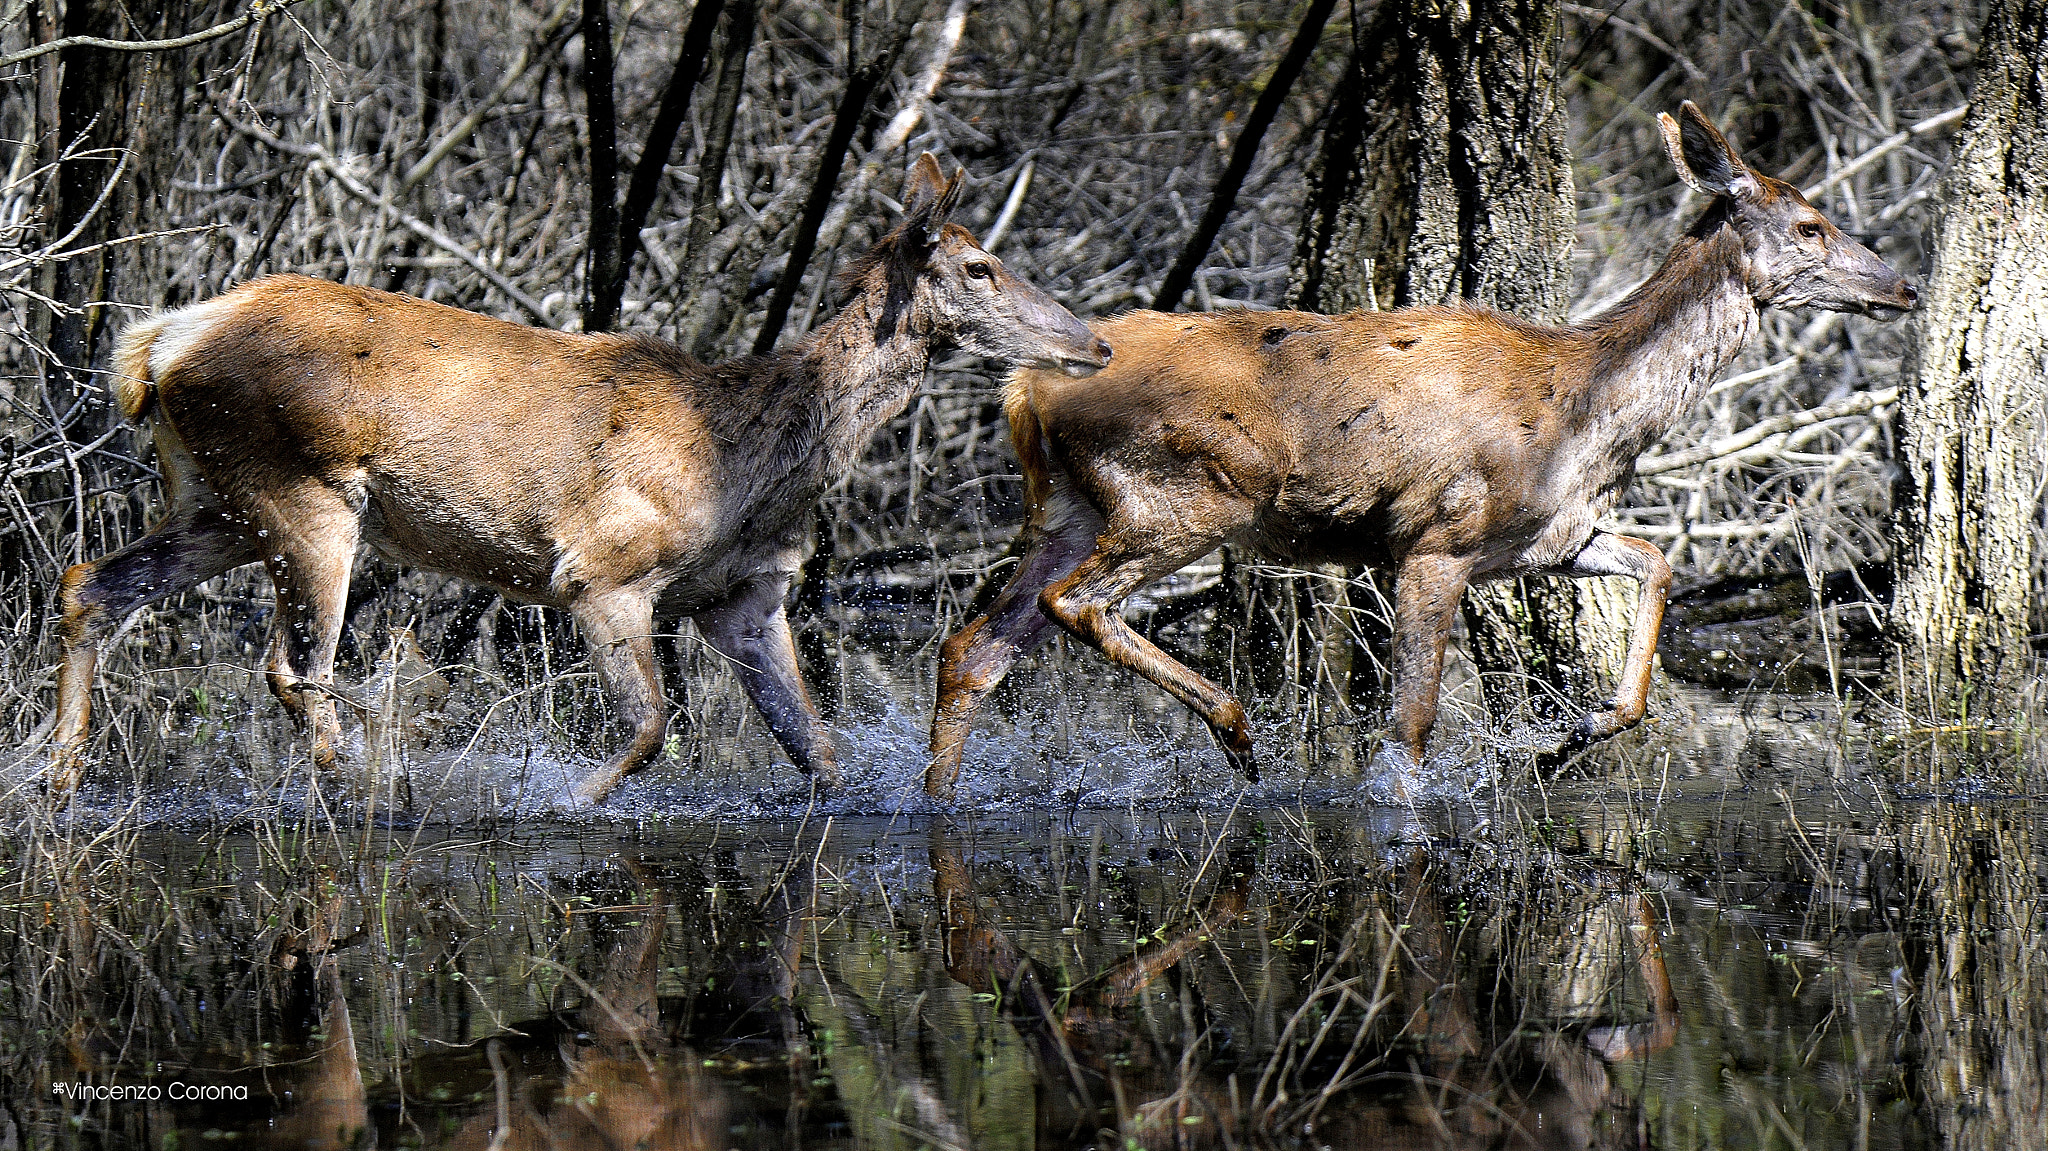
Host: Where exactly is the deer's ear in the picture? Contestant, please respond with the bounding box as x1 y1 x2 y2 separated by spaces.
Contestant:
902 153 964 247
1661 102 1763 200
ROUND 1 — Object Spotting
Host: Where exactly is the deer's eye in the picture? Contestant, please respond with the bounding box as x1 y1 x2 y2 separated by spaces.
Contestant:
965 261 995 280
1797 220 1825 240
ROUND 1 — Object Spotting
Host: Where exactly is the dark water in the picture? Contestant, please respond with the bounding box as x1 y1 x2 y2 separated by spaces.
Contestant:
5 739 2043 1150
3 610 2042 1151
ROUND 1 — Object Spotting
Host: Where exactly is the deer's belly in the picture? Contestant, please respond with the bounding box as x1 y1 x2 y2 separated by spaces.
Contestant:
360 503 560 604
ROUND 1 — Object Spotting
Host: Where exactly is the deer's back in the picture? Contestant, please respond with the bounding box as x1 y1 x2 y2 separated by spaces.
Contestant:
1021 306 1595 567
143 276 744 601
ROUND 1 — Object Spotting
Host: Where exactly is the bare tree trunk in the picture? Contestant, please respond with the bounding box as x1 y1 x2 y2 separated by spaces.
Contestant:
1889 0 2047 723
1288 0 1626 731
579 0 622 333
673 0 760 358
49 0 143 393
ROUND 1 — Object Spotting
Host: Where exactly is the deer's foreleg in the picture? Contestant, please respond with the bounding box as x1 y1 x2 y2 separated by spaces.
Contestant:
1583 892 1682 1060
1558 532 1670 746
1381 552 1476 788
695 575 839 788
52 508 261 789
928 513 1099 800
568 588 665 805
1040 536 1255 779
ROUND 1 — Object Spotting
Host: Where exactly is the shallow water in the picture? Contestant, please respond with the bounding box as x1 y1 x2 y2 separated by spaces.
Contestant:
4 625 2044 1150
5 748 2044 1150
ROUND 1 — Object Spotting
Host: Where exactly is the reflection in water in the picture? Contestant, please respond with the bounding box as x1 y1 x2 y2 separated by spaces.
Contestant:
2 784 2044 1150
257 854 820 1151
1905 809 2047 1151
267 891 368 1151
923 818 1678 1148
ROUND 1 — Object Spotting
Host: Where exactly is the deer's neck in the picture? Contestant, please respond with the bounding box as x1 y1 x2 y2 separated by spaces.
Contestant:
797 283 934 463
1578 212 1758 457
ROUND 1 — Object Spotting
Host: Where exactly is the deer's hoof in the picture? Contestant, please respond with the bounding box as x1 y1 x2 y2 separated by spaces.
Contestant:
46 750 85 796
1226 746 1260 784
1568 700 1647 751
1366 743 1418 804
566 768 622 810
552 790 600 815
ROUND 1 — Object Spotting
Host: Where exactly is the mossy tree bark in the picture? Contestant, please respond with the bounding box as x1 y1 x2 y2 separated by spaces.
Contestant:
1889 0 2047 723
1287 0 1632 731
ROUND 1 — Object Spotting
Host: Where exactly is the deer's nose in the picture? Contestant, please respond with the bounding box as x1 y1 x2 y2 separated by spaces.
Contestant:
1900 282 1919 307
1094 338 1113 365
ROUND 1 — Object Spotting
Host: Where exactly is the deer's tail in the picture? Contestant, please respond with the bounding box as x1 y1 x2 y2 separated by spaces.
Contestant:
110 289 256 422
110 314 169 422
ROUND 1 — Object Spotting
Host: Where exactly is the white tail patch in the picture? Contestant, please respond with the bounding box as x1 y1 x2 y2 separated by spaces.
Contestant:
146 293 247 379
111 292 249 422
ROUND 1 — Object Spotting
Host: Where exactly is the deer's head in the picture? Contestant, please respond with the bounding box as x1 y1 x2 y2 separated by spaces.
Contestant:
1662 102 1917 320
882 154 1110 377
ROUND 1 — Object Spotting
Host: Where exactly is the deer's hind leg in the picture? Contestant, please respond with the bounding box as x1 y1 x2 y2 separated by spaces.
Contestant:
567 586 664 806
53 506 263 789
1040 528 1254 779
248 485 362 774
695 574 838 788
926 493 1104 800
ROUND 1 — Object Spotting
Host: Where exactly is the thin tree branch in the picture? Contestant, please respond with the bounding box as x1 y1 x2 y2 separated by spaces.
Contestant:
1801 104 1967 200
399 0 575 193
1561 3 1706 82
581 0 623 332
675 0 760 358
596 0 729 329
0 0 305 69
682 0 758 272
812 0 971 255
752 51 890 355
1635 386 1898 476
979 156 1034 253
220 109 552 323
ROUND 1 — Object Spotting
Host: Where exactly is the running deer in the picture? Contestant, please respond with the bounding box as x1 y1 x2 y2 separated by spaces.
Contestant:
51 155 1110 803
925 103 1916 801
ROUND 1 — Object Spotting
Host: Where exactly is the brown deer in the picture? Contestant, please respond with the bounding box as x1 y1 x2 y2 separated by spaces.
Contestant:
926 103 1916 801
50 154 1110 804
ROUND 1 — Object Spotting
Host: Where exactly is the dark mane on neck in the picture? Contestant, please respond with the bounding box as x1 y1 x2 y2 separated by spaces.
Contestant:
833 227 907 305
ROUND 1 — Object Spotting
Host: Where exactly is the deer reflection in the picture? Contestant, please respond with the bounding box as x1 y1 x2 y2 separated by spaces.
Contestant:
435 862 727 1151
931 820 1255 1141
262 853 823 1150
927 820 1680 1149
265 890 369 1151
